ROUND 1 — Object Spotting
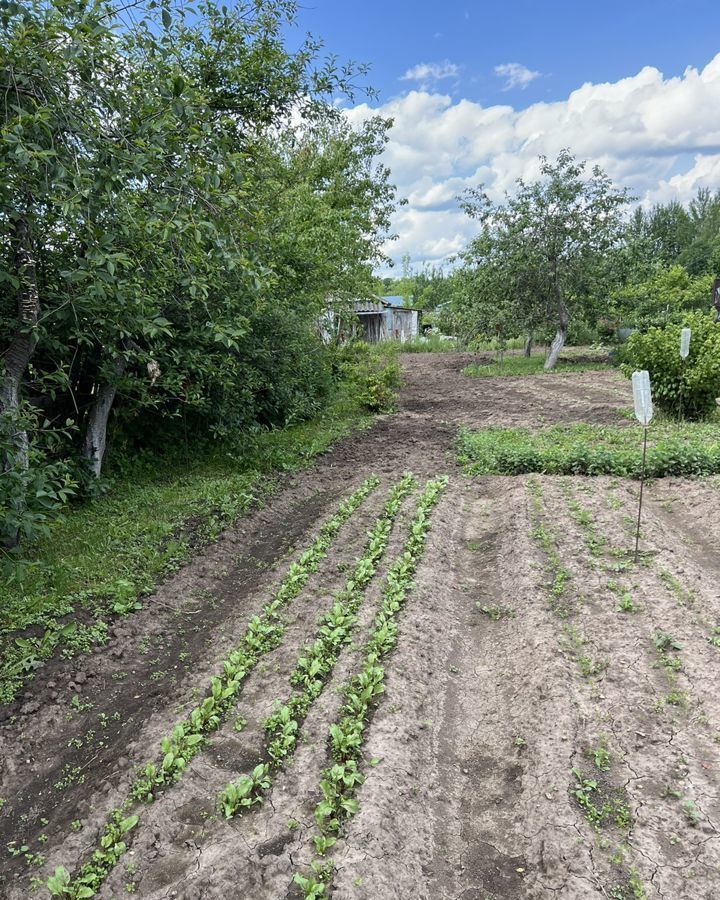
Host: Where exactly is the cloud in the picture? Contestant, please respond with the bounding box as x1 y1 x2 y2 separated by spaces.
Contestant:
400 60 460 88
345 54 720 272
494 62 542 91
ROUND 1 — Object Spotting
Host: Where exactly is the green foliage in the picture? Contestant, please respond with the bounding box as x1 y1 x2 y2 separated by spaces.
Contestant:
455 151 629 360
0 406 77 553
611 266 713 330
621 313 720 419
457 422 720 478
1 0 397 548
335 342 400 413
0 388 379 703
399 332 457 352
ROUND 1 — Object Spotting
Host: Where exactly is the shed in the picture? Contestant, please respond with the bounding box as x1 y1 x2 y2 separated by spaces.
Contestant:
320 298 421 344
355 299 420 344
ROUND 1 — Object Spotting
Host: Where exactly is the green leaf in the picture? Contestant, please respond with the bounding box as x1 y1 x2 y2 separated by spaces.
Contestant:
161 7 171 27
119 814 139 834
46 866 71 896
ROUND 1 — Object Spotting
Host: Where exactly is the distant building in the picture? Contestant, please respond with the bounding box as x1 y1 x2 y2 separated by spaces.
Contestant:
354 298 420 343
321 297 421 344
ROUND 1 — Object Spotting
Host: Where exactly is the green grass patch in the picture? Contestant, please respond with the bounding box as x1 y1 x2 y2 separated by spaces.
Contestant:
398 333 457 352
457 422 720 478
0 351 396 705
463 353 611 378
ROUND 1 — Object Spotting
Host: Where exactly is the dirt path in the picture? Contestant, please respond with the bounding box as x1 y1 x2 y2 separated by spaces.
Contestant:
4 354 720 899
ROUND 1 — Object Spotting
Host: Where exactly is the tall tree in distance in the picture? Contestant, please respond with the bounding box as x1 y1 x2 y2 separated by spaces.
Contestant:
459 151 630 368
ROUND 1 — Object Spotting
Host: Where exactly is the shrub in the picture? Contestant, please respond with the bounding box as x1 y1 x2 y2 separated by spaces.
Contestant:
334 341 400 413
621 313 720 420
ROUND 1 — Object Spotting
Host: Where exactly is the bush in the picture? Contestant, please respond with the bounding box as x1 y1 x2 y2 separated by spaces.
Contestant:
334 341 400 413
621 312 720 420
0 407 76 553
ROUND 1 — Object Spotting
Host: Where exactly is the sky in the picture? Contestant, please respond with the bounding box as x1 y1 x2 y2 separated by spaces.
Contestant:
286 0 720 275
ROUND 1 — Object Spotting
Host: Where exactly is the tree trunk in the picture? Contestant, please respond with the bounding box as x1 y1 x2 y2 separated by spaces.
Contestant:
1 219 40 547
544 303 568 371
81 356 126 478
524 332 533 357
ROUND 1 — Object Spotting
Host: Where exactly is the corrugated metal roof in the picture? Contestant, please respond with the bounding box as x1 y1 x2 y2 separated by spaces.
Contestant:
353 300 387 314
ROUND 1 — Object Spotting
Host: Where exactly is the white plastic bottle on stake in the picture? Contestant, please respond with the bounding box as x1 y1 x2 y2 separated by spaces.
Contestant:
679 327 691 420
632 370 653 426
680 327 691 359
631 370 653 562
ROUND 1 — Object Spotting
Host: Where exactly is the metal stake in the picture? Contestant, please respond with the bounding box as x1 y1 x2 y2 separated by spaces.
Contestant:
634 425 649 563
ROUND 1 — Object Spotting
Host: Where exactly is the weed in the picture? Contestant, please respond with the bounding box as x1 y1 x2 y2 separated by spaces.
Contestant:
659 570 694 607
463 355 610 378
586 739 612 772
70 695 92 713
571 768 631 834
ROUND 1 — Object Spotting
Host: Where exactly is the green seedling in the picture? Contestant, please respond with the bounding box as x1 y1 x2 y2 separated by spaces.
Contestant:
52 479 380 898
477 604 515 620
292 476 448 894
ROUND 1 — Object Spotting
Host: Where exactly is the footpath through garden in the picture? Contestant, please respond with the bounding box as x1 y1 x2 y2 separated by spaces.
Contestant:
2 353 720 900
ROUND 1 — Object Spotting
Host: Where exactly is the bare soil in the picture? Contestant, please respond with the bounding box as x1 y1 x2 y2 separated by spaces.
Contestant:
2 354 720 900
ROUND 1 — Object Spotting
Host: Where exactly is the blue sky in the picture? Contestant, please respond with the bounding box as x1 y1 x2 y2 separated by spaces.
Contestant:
286 1 720 273
290 0 720 108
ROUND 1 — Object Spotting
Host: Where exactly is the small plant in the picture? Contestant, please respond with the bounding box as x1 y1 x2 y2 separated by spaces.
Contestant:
477 604 515 620
586 740 612 772
218 764 271 818
653 630 682 653
682 798 700 826
616 592 637 613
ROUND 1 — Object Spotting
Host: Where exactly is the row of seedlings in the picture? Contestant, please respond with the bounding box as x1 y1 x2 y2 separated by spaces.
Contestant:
527 479 649 898
292 475 448 897
47 477 380 899
218 472 418 816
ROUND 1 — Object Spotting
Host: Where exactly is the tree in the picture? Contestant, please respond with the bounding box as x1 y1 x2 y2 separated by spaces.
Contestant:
459 151 630 368
0 0 396 549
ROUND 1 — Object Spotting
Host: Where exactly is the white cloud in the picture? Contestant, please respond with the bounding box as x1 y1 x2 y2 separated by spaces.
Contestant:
400 60 460 88
494 62 542 91
345 54 720 273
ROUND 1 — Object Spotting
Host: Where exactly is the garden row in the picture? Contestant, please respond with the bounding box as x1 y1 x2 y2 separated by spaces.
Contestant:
524 476 720 898
45 472 448 898
47 476 382 897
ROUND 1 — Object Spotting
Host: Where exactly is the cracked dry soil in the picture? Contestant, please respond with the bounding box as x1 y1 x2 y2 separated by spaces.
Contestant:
2 352 720 900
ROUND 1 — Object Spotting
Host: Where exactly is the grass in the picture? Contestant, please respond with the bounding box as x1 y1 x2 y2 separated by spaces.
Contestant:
463 352 611 378
457 421 720 478
398 333 457 352
0 351 397 704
